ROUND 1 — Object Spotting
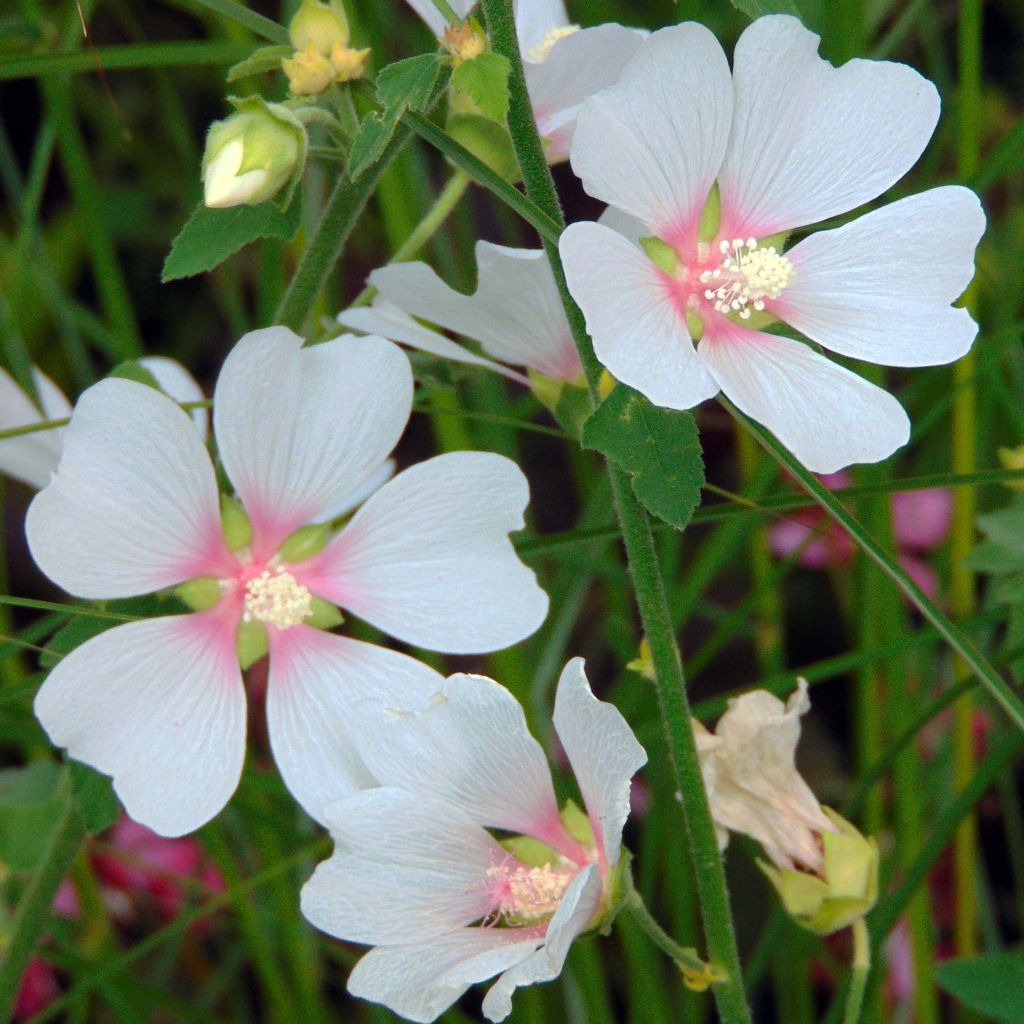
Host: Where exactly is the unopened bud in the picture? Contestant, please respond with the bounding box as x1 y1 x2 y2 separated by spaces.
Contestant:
759 808 879 936
202 100 305 209
289 0 350 54
443 19 486 63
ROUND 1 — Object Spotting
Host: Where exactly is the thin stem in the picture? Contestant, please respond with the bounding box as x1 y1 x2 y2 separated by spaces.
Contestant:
348 168 472 309
478 1 752 1020
842 920 871 1024
623 886 709 977
429 0 460 24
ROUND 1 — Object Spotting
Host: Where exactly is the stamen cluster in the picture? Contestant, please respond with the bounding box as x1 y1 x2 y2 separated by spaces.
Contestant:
243 568 313 629
484 854 575 924
699 238 795 319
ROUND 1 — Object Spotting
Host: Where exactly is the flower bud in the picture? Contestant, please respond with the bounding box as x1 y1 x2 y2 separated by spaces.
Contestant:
202 100 305 209
288 0 350 55
759 808 879 936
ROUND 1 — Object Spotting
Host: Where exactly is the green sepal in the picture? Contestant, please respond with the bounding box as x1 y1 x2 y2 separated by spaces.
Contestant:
561 798 595 846
501 835 558 867
527 368 564 414
587 848 631 936
640 236 678 276
174 576 223 612
278 522 331 563
445 113 519 183
107 361 161 390
237 620 268 670
227 44 293 82
221 495 252 552
697 183 720 243
552 379 592 440
307 596 343 630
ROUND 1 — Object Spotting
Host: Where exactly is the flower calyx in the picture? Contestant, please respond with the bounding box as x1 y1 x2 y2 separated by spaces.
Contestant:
202 97 306 209
759 808 879 936
443 18 487 64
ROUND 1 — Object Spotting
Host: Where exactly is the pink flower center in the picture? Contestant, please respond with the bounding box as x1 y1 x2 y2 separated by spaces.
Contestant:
483 851 576 925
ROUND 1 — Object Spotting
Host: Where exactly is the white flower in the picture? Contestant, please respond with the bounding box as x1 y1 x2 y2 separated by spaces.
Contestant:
405 0 644 161
694 680 835 872
338 241 582 383
0 358 206 491
560 16 985 473
28 328 548 837
300 658 646 1023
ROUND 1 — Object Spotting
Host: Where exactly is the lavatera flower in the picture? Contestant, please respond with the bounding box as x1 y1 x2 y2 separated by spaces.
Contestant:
338 240 583 388
695 681 878 935
406 0 644 162
28 328 548 837
301 658 646 1023
560 15 985 473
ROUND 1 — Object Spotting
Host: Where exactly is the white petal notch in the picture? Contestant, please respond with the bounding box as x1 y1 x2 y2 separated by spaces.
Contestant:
300 658 646 1022
562 13 983 473
27 327 550 837
0 367 69 490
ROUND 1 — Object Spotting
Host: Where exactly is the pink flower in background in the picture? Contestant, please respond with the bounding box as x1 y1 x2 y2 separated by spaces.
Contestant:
13 959 59 1021
769 473 953 599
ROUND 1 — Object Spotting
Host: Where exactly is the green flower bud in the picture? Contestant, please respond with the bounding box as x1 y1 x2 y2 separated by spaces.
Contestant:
759 808 879 936
289 0 350 55
446 113 519 184
203 99 306 209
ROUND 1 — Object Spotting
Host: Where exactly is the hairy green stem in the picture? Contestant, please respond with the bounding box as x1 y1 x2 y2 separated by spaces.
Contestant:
478 0 752 1020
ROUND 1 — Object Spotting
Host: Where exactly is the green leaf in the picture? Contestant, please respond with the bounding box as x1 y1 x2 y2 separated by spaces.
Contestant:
964 540 1024 574
375 53 442 112
451 51 511 123
161 196 302 281
40 615 119 669
348 55 442 179
728 0 800 16
69 761 120 835
0 761 65 870
226 43 291 82
582 385 705 531
935 953 1024 1023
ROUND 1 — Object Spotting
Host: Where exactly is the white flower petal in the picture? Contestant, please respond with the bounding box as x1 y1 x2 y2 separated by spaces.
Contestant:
515 0 570 54
718 15 939 237
0 368 69 490
313 458 395 524
301 452 548 653
26 379 226 599
266 627 444 825
699 321 910 473
351 673 564 845
338 298 528 384
404 0 473 37
33 613 245 837
560 222 719 409
302 788 498 945
347 931 539 1024
525 25 646 162
365 246 581 381
213 327 412 558
570 22 732 241
776 187 984 366
481 864 602 1022
553 659 646 867
138 356 208 440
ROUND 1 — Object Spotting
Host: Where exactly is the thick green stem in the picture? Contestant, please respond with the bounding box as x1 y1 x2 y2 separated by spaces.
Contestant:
842 920 871 1024
348 168 472 309
478 1 752 1020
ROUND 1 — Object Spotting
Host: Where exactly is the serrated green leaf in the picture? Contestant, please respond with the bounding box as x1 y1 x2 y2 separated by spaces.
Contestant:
347 109 397 178
162 196 301 282
935 953 1024 1023
375 53 442 112
451 52 510 123
69 762 120 836
582 385 705 530
0 762 66 870
964 540 1024 574
226 43 292 82
977 505 1024 549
